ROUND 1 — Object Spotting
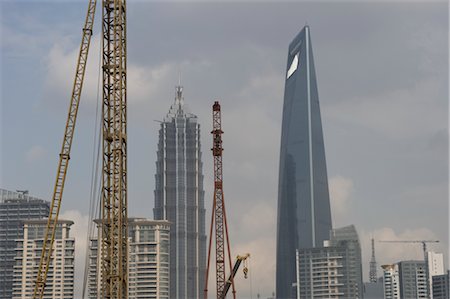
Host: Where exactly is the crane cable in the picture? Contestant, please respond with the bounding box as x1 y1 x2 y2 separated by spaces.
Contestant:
81 25 103 299
248 256 253 299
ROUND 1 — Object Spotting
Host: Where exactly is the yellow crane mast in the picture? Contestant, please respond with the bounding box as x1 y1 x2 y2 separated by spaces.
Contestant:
34 0 129 298
33 0 97 297
100 0 128 298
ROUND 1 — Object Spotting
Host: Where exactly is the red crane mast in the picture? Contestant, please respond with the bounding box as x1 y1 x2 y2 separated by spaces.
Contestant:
205 101 236 299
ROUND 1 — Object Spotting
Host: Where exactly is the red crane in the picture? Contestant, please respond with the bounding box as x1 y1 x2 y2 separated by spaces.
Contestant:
205 101 236 299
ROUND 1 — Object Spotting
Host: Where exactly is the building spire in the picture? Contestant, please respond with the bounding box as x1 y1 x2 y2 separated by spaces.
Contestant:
369 237 378 282
175 68 184 109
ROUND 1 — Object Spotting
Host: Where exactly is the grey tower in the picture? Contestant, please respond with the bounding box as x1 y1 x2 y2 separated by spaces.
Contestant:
276 26 332 299
0 189 50 299
154 85 206 299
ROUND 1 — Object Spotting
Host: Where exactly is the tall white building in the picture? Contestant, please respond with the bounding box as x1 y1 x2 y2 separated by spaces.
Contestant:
428 252 445 299
12 219 74 299
381 264 400 299
88 218 170 299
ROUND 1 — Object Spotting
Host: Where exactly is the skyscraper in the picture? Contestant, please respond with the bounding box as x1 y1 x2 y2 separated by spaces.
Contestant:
154 85 206 298
276 25 332 298
88 218 171 299
0 189 50 299
12 219 74 299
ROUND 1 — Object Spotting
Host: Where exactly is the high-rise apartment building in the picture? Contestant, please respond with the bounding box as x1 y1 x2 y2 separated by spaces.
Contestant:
88 218 170 299
276 25 332 298
12 219 74 299
296 225 363 298
0 189 50 299
153 85 206 298
398 260 428 299
381 264 401 299
428 252 445 299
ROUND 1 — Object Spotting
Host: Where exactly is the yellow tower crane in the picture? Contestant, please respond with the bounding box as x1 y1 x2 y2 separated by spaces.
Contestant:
33 1 97 297
33 0 129 298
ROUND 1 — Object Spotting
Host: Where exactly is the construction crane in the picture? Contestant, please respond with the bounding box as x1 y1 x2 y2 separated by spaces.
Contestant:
205 101 236 299
33 0 97 297
33 0 129 298
220 254 250 299
100 0 128 298
379 239 439 299
378 240 439 260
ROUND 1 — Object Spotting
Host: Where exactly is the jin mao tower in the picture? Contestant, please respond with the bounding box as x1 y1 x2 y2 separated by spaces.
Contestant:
154 85 206 299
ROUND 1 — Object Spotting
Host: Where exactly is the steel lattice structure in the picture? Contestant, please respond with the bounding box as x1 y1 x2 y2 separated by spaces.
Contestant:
33 1 97 297
100 0 128 298
205 101 236 299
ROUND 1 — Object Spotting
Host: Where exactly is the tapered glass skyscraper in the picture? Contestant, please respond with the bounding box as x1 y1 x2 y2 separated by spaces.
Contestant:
154 85 206 299
276 26 332 299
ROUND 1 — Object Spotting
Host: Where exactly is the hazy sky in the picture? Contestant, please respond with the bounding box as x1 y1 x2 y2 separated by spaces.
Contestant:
1 1 448 298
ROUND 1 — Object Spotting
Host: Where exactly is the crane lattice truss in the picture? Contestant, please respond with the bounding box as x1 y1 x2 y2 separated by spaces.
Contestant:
33 0 129 298
205 101 236 299
33 0 97 297
100 0 128 298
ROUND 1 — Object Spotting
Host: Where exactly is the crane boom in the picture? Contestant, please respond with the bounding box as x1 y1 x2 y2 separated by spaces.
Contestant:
33 1 97 297
220 254 250 299
379 239 439 299
205 101 236 299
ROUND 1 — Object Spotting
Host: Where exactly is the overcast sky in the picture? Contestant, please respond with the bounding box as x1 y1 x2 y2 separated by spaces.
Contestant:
1 1 448 298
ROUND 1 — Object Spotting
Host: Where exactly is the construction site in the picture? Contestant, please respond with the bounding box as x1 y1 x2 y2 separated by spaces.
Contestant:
2 1 448 299
30 0 250 298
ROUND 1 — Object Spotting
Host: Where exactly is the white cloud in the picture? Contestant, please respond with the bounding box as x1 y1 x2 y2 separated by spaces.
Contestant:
329 175 354 226
42 35 181 112
25 145 46 162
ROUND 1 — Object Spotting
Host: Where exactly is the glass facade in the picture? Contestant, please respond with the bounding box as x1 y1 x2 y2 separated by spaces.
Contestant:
0 189 50 299
276 26 332 298
153 86 206 299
